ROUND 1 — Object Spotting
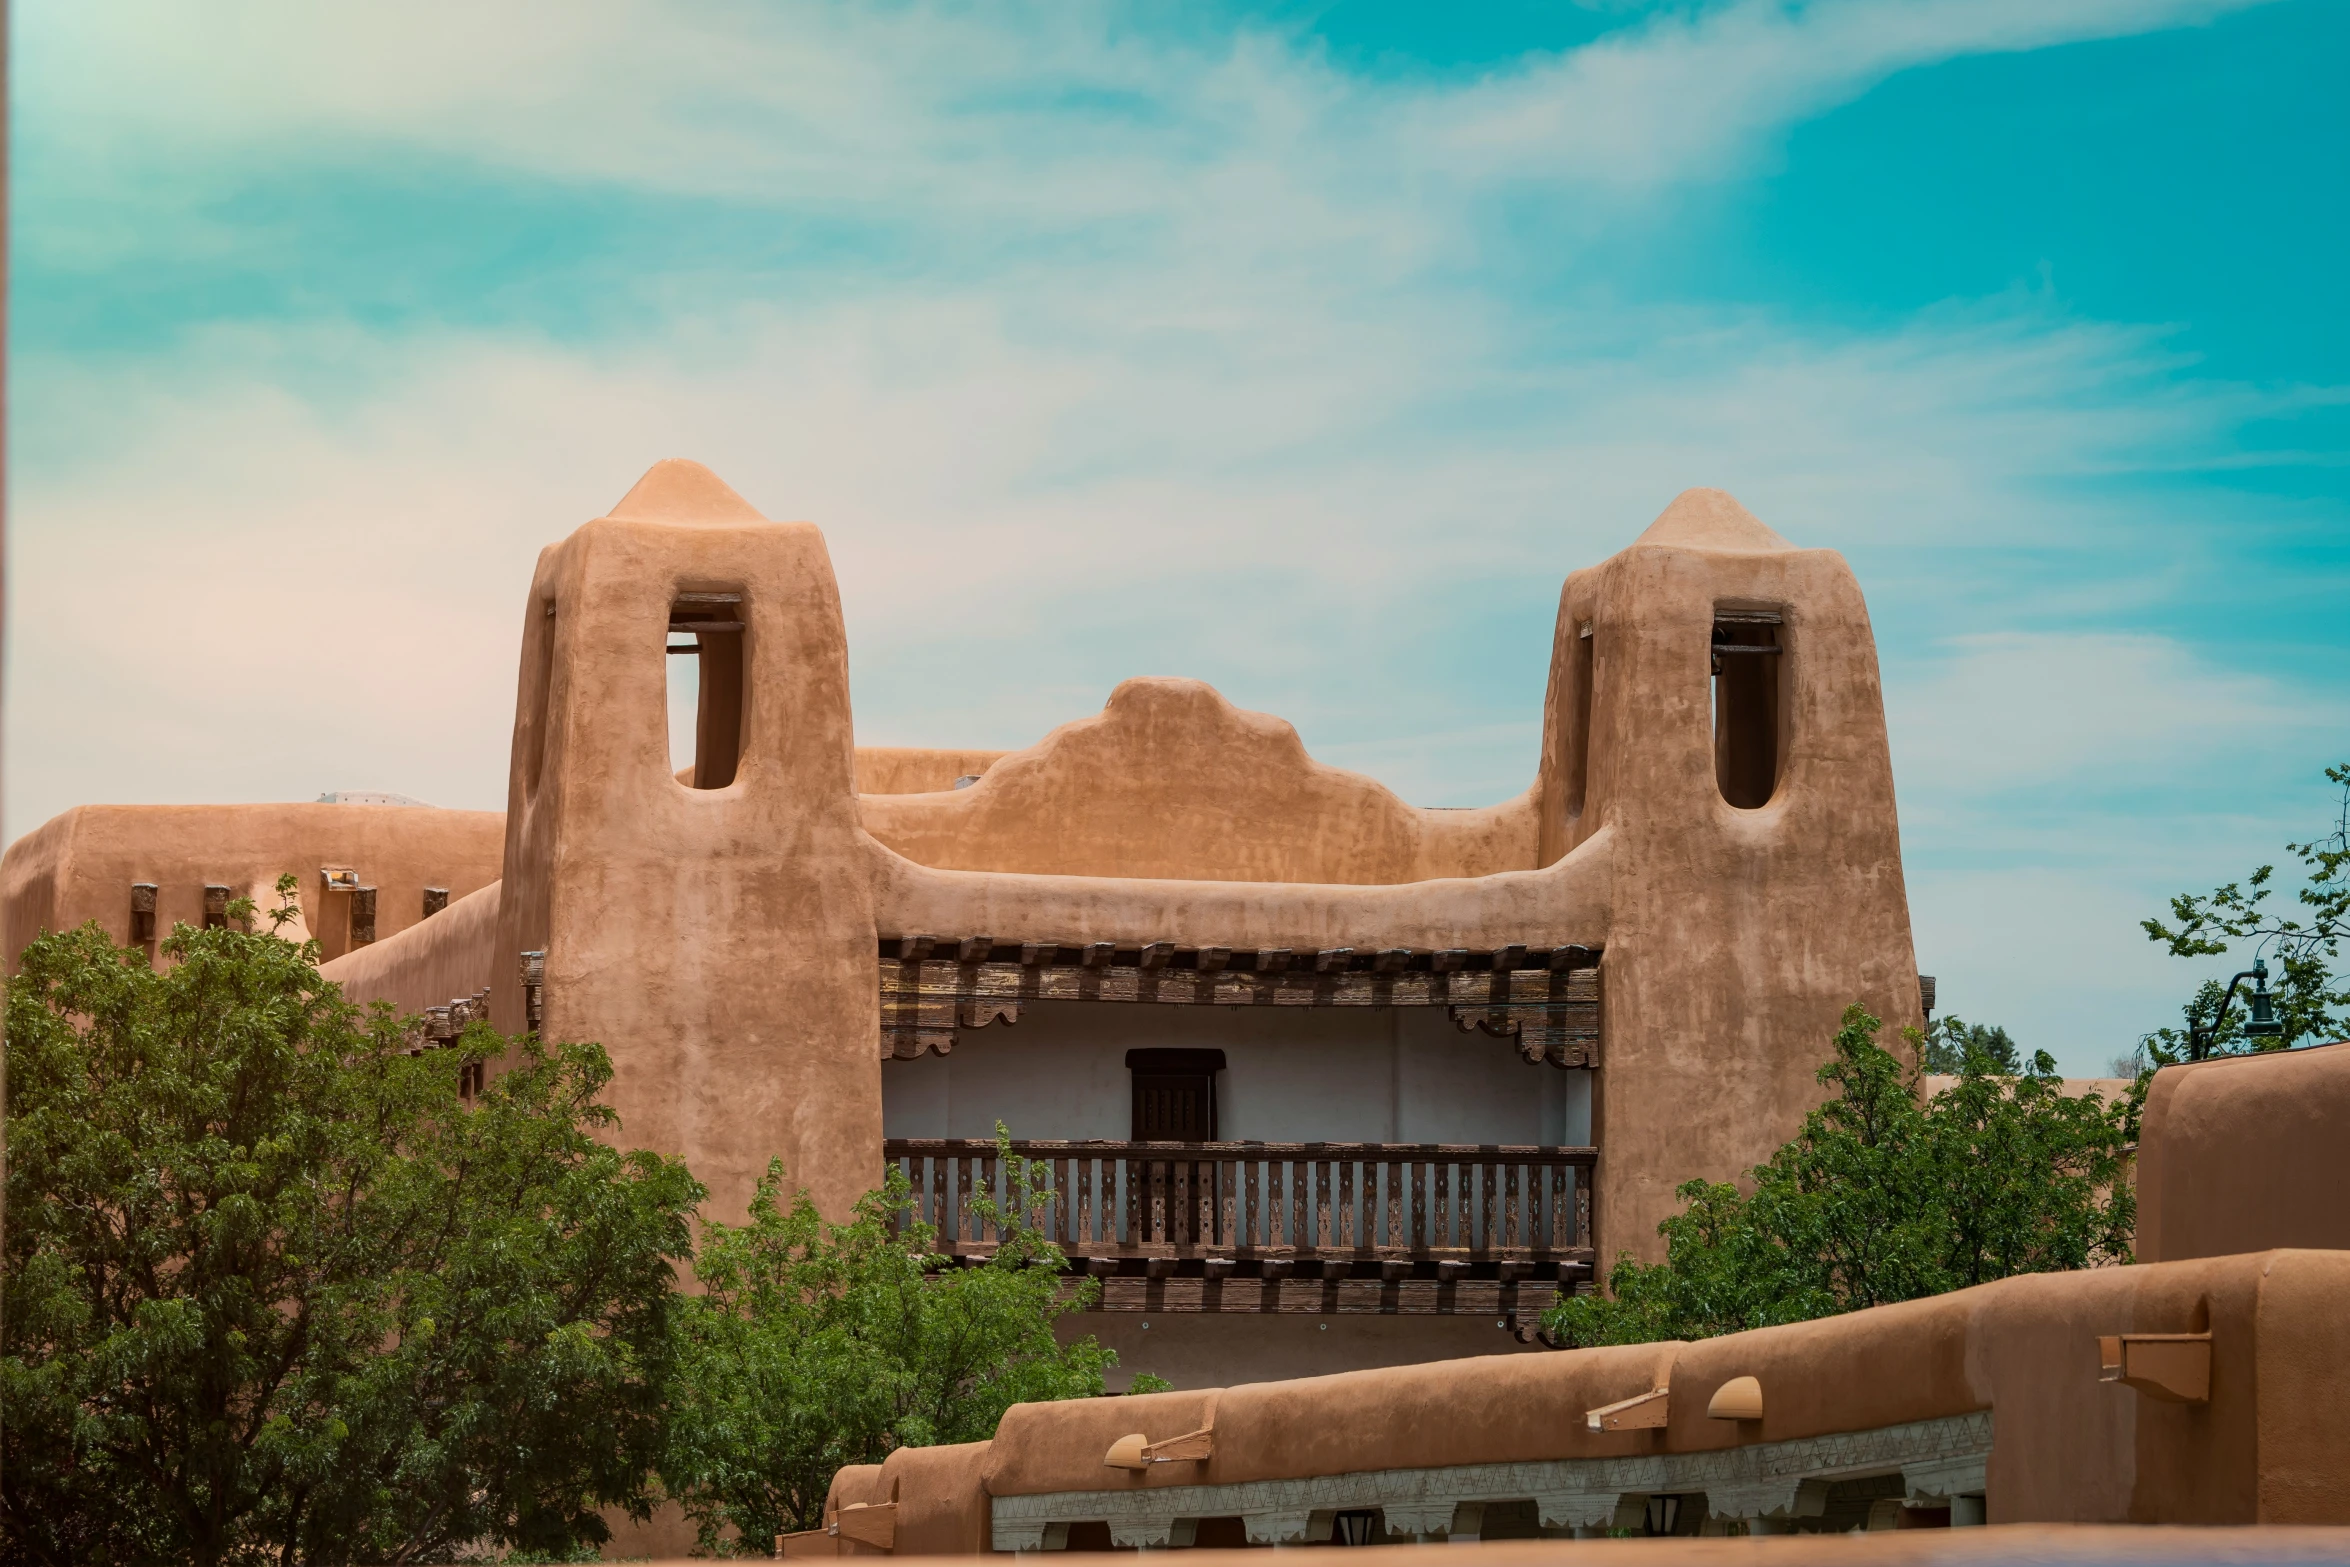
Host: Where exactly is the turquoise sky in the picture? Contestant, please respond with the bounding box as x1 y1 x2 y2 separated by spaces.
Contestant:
10 0 2347 1073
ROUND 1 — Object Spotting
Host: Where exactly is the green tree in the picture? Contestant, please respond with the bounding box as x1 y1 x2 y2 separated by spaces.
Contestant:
2141 761 2350 1063
1 887 702 1566
1915 1014 2020 1075
1543 1005 2136 1348
660 1129 1158 1556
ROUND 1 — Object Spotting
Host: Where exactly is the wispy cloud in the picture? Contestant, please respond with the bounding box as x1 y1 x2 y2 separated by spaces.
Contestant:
19 0 2285 272
1432 0 2279 184
8 0 2341 1072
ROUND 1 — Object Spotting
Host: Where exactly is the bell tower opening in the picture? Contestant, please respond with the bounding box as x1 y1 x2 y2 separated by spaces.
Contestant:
667 592 745 788
1566 620 1595 821
1712 608 1783 809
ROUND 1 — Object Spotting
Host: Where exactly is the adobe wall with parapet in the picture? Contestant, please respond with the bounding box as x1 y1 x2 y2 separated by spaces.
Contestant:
0 746 1010 982
812 1250 2350 1544
855 679 1537 885
1 801 503 968
2137 1042 2350 1263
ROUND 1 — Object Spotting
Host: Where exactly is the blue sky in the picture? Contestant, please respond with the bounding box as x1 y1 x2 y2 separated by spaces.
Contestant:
9 0 2347 1073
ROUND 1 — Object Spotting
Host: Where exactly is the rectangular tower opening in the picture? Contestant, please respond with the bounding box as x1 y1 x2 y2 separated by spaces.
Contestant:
1712 608 1783 810
1566 620 1595 820
667 592 745 788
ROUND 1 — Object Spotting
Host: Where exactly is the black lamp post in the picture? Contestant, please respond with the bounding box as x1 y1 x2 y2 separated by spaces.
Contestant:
2188 955 2286 1061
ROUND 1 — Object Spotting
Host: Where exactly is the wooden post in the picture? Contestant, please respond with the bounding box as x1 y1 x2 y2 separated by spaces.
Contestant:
1481 1158 1498 1255
1337 1156 1356 1252
954 1156 972 1255
1244 1157 1261 1251
1456 1159 1472 1251
1053 1154 1071 1246
1315 1157 1333 1255
1412 1158 1428 1251
1220 1156 1236 1250
1386 1157 1404 1252
1290 1157 1307 1253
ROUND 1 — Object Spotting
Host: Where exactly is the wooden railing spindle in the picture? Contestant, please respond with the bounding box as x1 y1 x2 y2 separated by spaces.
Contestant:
878 1139 1594 1274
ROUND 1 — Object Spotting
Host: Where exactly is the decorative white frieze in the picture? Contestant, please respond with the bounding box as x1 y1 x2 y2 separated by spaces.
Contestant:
990 1411 1993 1550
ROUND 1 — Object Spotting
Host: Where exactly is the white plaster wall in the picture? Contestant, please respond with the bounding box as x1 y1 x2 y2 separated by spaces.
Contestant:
881 1001 1590 1147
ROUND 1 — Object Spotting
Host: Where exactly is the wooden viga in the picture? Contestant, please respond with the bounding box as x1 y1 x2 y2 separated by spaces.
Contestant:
875 938 1600 1064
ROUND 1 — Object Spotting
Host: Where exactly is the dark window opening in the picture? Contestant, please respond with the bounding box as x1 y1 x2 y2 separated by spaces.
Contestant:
1644 1494 1702 1537
1711 609 1783 809
1566 620 1595 819
203 884 230 930
1808 1474 1906 1534
1127 1048 1224 1140
668 592 746 788
129 882 158 957
460 1059 485 1101
423 886 449 919
1061 1522 1121 1552
1477 1501 1543 1541
1331 1510 1382 1547
1187 1518 1250 1549
525 598 557 794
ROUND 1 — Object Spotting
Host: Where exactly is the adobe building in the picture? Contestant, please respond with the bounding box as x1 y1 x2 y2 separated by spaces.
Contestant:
16 460 2350 1542
3 460 1927 1386
792 1041 2350 1546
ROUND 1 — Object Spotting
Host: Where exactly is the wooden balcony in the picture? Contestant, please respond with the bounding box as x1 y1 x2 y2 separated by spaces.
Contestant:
884 1139 1597 1319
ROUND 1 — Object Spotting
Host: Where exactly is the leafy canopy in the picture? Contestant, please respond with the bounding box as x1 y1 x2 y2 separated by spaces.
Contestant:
1 888 703 1566
2141 760 2350 1063
1916 1015 2019 1076
1542 1004 2136 1348
660 1130 1160 1555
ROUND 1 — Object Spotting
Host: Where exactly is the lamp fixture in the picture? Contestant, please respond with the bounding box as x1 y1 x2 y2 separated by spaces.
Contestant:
2191 955 2285 1058
2244 959 2283 1039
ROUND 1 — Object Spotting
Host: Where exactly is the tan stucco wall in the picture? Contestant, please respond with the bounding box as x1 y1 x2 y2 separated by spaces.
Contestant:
839 1250 2350 1539
1536 493 1922 1261
2 801 503 969
1060 1312 1549 1393
489 461 883 1224
857 679 1536 885
318 879 504 1023
854 748 1011 796
2136 1044 2350 1264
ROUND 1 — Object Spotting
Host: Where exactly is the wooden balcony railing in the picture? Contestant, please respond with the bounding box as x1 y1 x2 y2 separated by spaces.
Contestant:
882 1139 1595 1285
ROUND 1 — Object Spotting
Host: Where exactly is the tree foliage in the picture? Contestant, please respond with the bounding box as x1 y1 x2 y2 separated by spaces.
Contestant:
1542 1005 2136 1348
660 1131 1156 1556
1915 1014 2019 1076
1 892 703 1566
2141 761 2350 1062
3 899 1141 1564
